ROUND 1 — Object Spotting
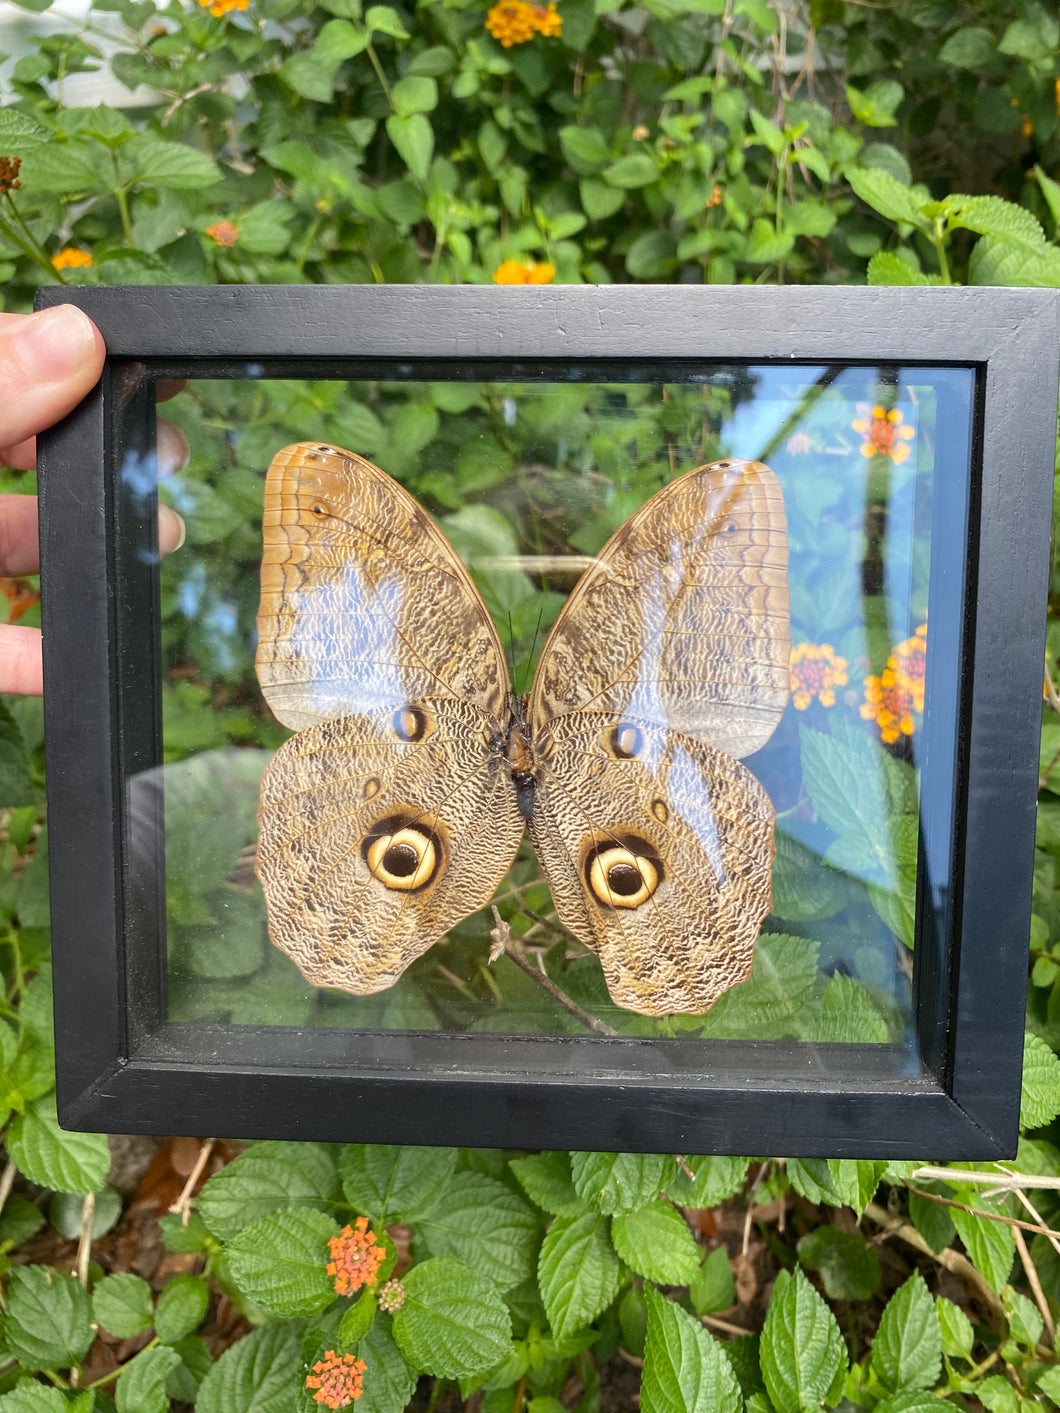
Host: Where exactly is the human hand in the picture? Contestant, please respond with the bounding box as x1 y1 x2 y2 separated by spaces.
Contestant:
0 305 187 695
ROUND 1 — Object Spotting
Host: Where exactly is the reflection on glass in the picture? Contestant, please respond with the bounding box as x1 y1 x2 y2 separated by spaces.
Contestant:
136 364 972 1046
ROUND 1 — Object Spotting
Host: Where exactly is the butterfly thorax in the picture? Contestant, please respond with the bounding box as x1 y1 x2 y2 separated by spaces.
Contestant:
501 695 539 823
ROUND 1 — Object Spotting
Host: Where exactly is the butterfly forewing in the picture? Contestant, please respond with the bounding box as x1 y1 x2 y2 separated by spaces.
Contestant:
528 713 776 1016
527 459 790 760
257 443 509 731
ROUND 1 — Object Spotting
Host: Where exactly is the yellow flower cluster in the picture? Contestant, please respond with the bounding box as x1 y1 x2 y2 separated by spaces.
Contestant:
51 247 92 270
492 259 555 284
851 405 916 465
790 643 848 711
485 0 561 46
860 623 927 744
198 0 248 19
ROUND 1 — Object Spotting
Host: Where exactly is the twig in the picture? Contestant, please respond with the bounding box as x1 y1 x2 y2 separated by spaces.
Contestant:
76 1193 95 1288
490 907 618 1036
742 1162 770 1258
168 1138 216 1226
0 1159 15 1218
906 1184 1060 1243
913 1165 1060 1192
674 1155 695 1181
1012 1188 1060 1264
863 1201 1004 1322
702 1312 755 1338
1014 1223 1055 1343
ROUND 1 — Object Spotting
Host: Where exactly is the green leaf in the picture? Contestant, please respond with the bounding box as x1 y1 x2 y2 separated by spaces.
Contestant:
625 230 679 278
950 1201 1015 1293
92 1272 155 1338
969 235 1060 287
1004 1287 1043 1348
1021 1032 1060 1130
198 1141 338 1241
871 1273 941 1391
391 1257 512 1378
1033 165 1060 240
125 137 221 189
7 1096 109 1193
784 199 836 238
344 1318 417 1413
392 75 437 114
339 1144 457 1223
338 1290 377 1347
224 1209 339 1318
365 4 409 36
946 195 1045 251
417 1172 539 1291
641 1286 741 1413
0 109 51 152
847 166 924 227
603 153 658 189
510 1152 585 1216
760 1268 846 1413
909 1189 955 1254
809 975 888 1043
385 113 433 182
580 177 625 219
867 250 931 286
701 934 818 1039
570 1152 672 1214
610 1202 700 1284
0 1193 46 1249
560 125 609 173
787 1160 885 1216
238 202 294 256
936 1295 973 1357
665 1156 750 1209
0 699 35 806
846 80 903 127
797 1227 881 1301
748 109 786 155
22 141 103 194
1 1267 93 1371
0 1388 68 1412
689 1246 734 1316
999 15 1058 61
196 1320 302 1413
745 218 794 263
159 1211 210 1253
155 1273 210 1343
938 26 995 68
538 1212 622 1337
115 1346 182 1413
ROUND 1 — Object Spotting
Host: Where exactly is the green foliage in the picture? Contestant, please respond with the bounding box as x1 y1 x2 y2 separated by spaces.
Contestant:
3 0 1060 1410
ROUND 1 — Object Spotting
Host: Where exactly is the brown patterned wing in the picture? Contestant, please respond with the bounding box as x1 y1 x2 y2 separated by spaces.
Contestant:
256 699 524 993
527 459 789 759
528 712 775 1016
257 442 509 731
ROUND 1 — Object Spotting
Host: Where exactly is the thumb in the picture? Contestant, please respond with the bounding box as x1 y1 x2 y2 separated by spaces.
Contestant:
0 306 105 453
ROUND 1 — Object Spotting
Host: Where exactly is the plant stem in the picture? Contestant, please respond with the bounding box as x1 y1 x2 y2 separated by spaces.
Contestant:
364 41 395 110
114 186 134 245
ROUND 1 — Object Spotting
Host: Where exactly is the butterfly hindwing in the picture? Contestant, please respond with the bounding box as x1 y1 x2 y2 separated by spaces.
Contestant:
528 711 776 1016
256 699 523 993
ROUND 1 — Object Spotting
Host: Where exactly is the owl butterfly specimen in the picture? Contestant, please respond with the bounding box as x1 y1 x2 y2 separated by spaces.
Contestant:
255 441 790 1017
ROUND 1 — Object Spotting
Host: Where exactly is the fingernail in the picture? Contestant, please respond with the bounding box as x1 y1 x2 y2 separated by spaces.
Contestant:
158 504 186 553
12 305 99 381
157 421 190 478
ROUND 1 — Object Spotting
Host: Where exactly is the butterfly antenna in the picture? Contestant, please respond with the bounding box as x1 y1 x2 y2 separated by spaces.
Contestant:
505 610 519 689
520 605 545 696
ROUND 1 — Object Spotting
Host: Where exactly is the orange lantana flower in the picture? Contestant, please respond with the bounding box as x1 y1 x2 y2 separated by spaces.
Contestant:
493 259 555 284
851 404 916 464
198 0 248 17
860 623 927 744
790 643 848 711
485 0 561 45
206 221 239 247
326 1217 385 1296
305 1351 366 1408
51 247 92 270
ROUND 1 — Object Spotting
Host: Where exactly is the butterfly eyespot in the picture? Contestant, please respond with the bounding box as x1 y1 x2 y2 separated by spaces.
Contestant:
583 836 663 910
363 777 381 800
607 721 643 759
651 799 669 824
392 705 431 742
724 522 737 534
362 813 445 892
310 501 330 517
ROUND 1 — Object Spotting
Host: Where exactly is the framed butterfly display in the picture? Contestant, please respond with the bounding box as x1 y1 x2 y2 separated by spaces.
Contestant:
37 283 1059 1157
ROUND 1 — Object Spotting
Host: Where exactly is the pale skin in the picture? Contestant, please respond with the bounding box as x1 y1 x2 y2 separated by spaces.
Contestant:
0 304 187 694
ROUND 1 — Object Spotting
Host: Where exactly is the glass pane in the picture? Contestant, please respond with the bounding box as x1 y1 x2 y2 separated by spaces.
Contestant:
129 362 972 1045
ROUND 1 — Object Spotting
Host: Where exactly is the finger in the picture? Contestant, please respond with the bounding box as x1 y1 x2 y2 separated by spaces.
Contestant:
159 504 186 554
156 378 187 403
0 307 105 451
0 623 43 695
2 414 191 476
0 494 184 575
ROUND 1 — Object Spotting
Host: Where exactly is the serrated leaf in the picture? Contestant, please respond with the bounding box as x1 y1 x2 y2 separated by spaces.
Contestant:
225 1209 339 1318
339 1144 456 1223
392 1257 512 1378
417 1172 539 1291
1021 1032 1060 1130
951 1201 1016 1293
809 975 889 1043
970 234 1060 287
196 1320 302 1413
936 1295 973 1356
115 1346 182 1413
787 1159 884 1215
760 1268 846 1413
92 1272 154 1338
909 1189 955 1254
946 195 1045 251
386 113 432 182
641 1286 741 1413
570 1152 672 1214
338 1290 377 1347
1 1267 93 1371
197 1141 339 1241
126 137 221 189
347 1318 417 1413
700 934 818 1039
610 1202 700 1285
0 699 34 806
6 1096 109 1193
510 1152 585 1216
0 110 51 152
0 1387 68 1412
870 1273 940 1391
665 1156 750 1208
603 153 658 189
847 166 924 227
867 251 931 286
538 1212 622 1337
156 1273 209 1343
689 1246 734 1316
1004 1287 1042 1348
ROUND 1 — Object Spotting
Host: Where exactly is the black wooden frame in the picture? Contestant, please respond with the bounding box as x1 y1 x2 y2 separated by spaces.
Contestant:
34 284 1059 1158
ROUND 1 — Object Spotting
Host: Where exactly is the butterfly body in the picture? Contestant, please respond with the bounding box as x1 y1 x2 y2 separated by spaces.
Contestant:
255 442 790 1016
